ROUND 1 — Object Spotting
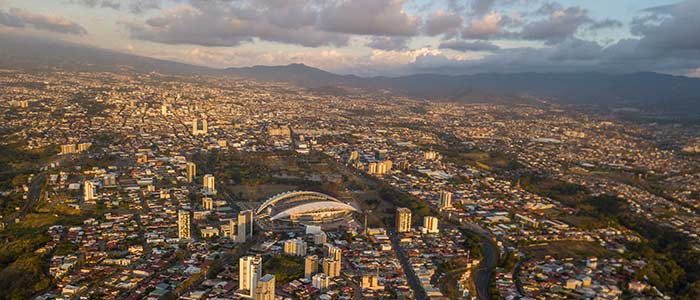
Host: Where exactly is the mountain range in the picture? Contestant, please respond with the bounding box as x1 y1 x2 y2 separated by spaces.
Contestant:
2 33 700 113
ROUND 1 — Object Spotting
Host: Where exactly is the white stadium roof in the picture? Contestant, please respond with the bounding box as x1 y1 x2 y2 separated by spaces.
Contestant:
270 201 357 221
256 190 343 214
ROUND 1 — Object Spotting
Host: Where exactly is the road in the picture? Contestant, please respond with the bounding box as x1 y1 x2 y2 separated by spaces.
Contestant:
458 222 499 300
18 172 46 219
390 232 428 300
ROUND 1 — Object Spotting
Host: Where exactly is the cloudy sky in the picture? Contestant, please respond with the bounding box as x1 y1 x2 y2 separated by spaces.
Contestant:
1 0 699 77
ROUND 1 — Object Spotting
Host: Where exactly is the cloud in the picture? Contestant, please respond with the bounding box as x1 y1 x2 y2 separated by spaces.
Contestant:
366 36 410 51
124 2 349 47
0 9 24 28
519 5 592 43
129 0 160 14
439 40 500 52
470 0 497 16
461 12 508 39
124 0 422 47
631 0 700 52
317 0 420 36
0 8 87 35
70 0 119 9
424 10 462 37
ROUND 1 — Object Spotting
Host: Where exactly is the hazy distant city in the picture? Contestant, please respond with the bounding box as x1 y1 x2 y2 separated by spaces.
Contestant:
1 1 700 300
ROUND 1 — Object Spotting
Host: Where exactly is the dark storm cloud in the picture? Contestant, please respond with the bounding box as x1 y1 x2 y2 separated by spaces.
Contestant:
0 8 87 35
631 0 700 52
439 40 500 52
366 36 410 51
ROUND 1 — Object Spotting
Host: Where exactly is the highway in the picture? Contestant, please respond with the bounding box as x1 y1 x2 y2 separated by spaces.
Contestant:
458 222 499 300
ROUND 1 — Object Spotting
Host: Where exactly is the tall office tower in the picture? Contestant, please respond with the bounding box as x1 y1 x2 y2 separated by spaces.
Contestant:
235 210 254 243
396 207 412 233
161 103 168 115
177 210 191 240
324 244 342 261
203 174 216 195
348 150 359 162
367 162 377 174
255 274 275 300
202 197 214 210
322 258 341 278
439 191 453 210
424 149 439 160
239 256 263 298
187 162 196 183
374 149 387 160
361 274 380 289
304 255 319 279
284 238 307 256
312 273 329 290
192 117 208 135
103 174 117 187
423 216 439 234
83 180 95 201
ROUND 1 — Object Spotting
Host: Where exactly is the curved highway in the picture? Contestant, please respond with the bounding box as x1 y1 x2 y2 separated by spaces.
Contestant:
458 222 499 300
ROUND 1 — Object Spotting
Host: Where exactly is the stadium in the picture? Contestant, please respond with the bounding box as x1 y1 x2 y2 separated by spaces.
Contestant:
256 191 357 230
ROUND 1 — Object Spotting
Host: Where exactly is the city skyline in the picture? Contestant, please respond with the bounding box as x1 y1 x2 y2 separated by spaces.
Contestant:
1 0 698 76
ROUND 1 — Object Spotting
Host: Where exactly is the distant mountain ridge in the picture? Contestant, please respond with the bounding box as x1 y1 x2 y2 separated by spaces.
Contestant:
225 63 700 108
2 33 699 111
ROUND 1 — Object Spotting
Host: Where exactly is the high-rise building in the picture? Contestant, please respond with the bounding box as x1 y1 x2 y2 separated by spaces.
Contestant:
229 219 237 240
324 243 342 261
313 232 327 245
361 274 380 289
84 180 95 201
368 160 392 175
192 117 208 135
77 142 92 152
239 256 263 298
304 255 319 279
60 144 77 155
423 216 439 234
396 207 412 233
255 274 275 300
103 174 117 187
439 191 453 210
235 210 253 243
424 149 440 160
322 258 341 278
374 149 387 160
178 210 191 240
203 174 216 195
202 197 214 210
187 162 196 183
312 273 329 290
284 238 307 256
348 150 359 162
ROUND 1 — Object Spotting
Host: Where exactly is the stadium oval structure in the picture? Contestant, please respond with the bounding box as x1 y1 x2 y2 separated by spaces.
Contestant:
256 191 357 229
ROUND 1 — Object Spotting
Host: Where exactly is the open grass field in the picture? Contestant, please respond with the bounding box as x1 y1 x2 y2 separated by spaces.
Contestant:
523 240 612 260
